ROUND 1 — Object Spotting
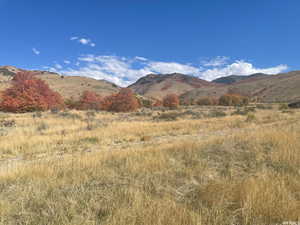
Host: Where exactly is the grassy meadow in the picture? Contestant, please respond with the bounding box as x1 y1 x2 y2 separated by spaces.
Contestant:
0 105 299 225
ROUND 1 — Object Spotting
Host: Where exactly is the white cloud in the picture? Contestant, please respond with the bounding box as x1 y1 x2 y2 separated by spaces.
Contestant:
43 66 58 73
71 37 96 47
32 48 40 55
202 56 229 67
78 38 89 45
64 60 71 64
201 60 288 81
147 62 203 76
59 55 152 86
70 37 78 41
134 56 148 61
50 54 288 87
54 63 63 69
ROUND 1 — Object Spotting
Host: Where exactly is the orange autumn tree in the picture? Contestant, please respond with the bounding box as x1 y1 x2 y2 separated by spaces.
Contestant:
77 91 102 110
163 94 179 109
108 88 139 112
219 94 249 106
197 97 219 106
0 72 64 113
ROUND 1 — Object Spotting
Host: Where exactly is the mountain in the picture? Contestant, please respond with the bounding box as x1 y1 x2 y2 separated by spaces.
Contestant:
181 71 300 103
212 73 269 84
0 66 120 99
1 66 299 103
128 73 217 99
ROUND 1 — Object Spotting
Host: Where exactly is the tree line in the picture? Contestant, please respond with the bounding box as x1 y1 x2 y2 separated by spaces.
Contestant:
0 72 249 113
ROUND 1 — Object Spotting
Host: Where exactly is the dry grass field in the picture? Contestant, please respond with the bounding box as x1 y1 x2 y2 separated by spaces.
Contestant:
0 105 299 225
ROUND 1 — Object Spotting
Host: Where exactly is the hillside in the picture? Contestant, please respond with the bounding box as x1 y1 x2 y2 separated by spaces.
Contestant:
182 71 300 103
212 73 269 84
0 66 120 99
128 73 216 99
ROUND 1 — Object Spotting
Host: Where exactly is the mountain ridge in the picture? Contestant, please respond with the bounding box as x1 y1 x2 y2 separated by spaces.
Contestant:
212 73 270 84
129 72 217 100
1 65 300 103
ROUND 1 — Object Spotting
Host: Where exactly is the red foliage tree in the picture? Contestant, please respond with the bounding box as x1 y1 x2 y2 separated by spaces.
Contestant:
153 99 163 107
108 88 139 112
77 91 102 110
0 72 64 113
163 94 179 109
100 95 115 111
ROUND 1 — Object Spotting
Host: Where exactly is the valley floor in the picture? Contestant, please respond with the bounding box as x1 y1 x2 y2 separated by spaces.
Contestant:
0 105 299 225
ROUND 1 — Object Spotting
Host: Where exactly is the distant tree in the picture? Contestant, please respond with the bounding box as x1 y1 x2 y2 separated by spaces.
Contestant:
219 94 249 106
153 99 163 107
163 94 179 109
197 97 219 106
101 95 115 111
108 88 139 112
0 72 64 113
180 98 193 106
65 97 79 110
78 91 102 110
137 96 152 108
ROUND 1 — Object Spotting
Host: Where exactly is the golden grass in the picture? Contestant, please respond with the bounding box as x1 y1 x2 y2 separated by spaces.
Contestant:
0 106 299 224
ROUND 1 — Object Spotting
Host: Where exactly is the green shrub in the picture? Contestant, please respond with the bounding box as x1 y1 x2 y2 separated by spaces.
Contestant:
279 103 289 110
256 104 273 110
246 113 256 122
208 110 226 118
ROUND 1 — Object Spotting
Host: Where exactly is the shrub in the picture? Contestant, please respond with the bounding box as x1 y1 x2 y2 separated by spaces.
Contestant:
0 72 64 113
231 107 256 116
108 88 140 112
32 111 42 118
50 108 60 114
153 112 180 121
231 108 248 116
208 110 226 118
279 103 289 110
281 110 295 114
163 94 179 109
256 104 273 110
246 113 256 122
58 111 82 120
36 122 49 133
138 98 152 108
0 119 16 127
288 101 300 109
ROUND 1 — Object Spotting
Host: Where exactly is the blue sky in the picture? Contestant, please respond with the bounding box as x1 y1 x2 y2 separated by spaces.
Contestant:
0 0 299 86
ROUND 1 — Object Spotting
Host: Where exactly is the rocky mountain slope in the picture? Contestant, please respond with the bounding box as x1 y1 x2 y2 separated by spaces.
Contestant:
128 73 217 99
181 71 300 103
